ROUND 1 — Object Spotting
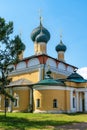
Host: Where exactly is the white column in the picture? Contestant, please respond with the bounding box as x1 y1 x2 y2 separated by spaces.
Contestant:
79 93 82 112
28 88 33 112
70 90 73 112
84 91 87 112
76 92 79 112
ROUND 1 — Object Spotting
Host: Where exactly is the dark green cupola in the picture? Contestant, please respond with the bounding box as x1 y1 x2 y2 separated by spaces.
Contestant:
31 16 50 55
55 36 67 62
55 40 67 52
31 17 50 43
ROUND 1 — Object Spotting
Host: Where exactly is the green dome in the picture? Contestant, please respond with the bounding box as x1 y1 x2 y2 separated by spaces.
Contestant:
35 77 64 86
31 24 50 42
55 40 67 52
67 72 84 80
67 71 87 83
35 31 49 43
34 69 64 86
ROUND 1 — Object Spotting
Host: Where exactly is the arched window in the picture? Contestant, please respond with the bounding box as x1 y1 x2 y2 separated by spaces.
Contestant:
14 93 19 107
53 99 58 108
28 58 40 67
58 63 66 70
36 99 40 108
73 97 76 108
67 66 74 72
16 61 26 70
46 58 56 68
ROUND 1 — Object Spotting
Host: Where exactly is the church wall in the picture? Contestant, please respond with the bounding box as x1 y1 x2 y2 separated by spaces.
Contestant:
52 72 67 79
12 87 30 112
65 82 87 88
0 94 5 111
33 89 70 113
12 70 39 83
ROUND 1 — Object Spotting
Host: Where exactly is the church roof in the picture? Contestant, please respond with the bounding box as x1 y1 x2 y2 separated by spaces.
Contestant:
34 69 64 86
67 72 87 83
35 77 64 86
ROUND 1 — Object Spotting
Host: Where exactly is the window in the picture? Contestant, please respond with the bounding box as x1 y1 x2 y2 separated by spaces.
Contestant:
53 99 58 108
73 97 76 108
36 99 40 108
14 93 19 107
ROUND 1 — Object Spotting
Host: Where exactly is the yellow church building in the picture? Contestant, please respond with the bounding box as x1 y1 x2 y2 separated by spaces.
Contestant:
0 18 87 113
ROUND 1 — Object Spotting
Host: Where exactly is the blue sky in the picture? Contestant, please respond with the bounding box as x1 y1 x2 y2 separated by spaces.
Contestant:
0 0 87 68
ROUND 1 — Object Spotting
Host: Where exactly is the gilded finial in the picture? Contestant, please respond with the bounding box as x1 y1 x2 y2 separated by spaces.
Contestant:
38 9 43 26
59 29 63 41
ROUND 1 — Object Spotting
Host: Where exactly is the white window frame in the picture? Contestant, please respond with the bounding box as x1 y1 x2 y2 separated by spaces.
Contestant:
14 94 19 107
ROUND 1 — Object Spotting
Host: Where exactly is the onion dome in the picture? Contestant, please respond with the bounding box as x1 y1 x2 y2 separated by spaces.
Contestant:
35 31 49 43
55 40 67 52
31 18 50 43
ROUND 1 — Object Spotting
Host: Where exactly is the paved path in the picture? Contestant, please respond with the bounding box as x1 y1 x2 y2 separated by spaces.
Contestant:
55 122 87 130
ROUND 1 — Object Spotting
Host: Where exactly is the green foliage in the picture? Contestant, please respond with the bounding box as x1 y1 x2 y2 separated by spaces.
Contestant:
0 17 25 99
0 113 86 130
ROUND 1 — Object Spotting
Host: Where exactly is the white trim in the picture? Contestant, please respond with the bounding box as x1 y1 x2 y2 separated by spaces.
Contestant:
39 68 42 80
9 64 72 77
76 88 87 92
34 85 72 91
84 91 87 112
33 109 66 114
13 86 30 90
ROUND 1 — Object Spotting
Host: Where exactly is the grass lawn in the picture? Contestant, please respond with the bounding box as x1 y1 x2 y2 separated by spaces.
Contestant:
0 113 87 130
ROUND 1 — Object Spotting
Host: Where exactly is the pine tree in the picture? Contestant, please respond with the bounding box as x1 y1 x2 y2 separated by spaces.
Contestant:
0 17 25 115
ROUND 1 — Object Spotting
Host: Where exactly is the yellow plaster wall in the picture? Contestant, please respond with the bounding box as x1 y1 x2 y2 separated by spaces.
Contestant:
58 53 64 61
12 71 39 83
52 72 67 79
37 43 46 54
65 81 87 88
13 88 30 112
33 89 70 112
0 94 5 110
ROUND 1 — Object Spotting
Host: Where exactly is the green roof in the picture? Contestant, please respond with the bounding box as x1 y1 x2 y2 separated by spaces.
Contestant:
34 76 64 86
67 72 87 83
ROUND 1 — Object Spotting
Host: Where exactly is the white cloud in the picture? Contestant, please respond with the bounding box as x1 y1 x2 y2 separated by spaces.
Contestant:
77 67 87 79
